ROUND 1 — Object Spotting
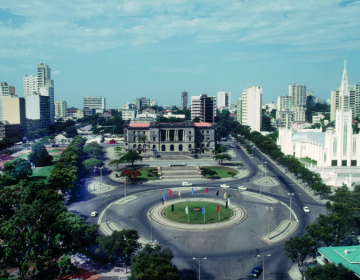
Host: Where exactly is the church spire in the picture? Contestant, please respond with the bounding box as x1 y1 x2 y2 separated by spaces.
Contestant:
339 60 350 111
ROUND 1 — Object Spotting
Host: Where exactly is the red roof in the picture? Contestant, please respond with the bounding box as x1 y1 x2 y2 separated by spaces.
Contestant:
129 123 150 128
193 122 212 127
352 120 359 123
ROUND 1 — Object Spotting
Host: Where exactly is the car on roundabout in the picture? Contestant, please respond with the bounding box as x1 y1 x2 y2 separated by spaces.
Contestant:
251 266 262 277
303 206 310 213
91 211 98 217
182 182 192 187
220 184 229 188
238 186 247 191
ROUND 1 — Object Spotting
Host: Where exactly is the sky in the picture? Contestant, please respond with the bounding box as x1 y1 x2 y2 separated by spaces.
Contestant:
0 0 360 109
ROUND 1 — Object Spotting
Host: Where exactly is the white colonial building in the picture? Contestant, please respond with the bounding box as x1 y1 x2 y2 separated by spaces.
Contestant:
278 62 360 169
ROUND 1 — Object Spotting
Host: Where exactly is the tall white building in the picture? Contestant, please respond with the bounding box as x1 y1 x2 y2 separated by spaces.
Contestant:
191 95 217 123
217 91 231 108
151 100 157 107
55 100 67 118
83 96 106 110
277 96 293 111
241 86 262 132
25 93 50 128
37 63 52 90
289 84 306 106
278 61 360 168
23 75 38 97
39 83 54 124
237 97 242 124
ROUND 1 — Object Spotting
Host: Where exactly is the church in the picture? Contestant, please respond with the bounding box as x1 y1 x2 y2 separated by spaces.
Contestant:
278 62 360 170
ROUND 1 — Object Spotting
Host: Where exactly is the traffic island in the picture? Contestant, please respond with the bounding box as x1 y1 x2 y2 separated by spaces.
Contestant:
148 198 247 231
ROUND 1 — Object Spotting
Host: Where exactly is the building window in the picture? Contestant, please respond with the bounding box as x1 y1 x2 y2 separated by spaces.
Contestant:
207 137 210 140
134 136 136 142
153 137 155 141
133 131 135 134
170 144 174 151
188 144 192 149
207 143 209 147
189 131 191 134
179 144 183 151
189 137 192 141
331 160 337 166
353 140 356 155
207 131 209 133
351 160 357 166
343 125 348 154
133 144 136 149
138 144 141 149
333 140 337 156
324 152 326 162
161 145 166 151
342 160 347 166
153 145 156 149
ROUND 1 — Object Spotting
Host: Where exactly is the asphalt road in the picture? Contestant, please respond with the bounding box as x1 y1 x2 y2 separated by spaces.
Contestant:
66 139 326 280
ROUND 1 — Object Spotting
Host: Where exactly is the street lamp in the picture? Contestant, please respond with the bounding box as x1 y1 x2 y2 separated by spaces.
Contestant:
264 162 268 183
258 172 264 194
102 194 110 222
193 257 207 280
257 254 271 280
149 212 153 244
98 167 104 186
288 193 295 221
266 207 273 240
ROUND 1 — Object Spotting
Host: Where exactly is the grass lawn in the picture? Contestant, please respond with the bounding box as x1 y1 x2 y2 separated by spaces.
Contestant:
135 167 159 180
163 201 231 224
30 165 56 182
200 166 238 178
47 148 65 154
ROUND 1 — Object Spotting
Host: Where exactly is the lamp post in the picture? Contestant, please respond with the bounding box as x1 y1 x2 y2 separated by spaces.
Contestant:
98 167 104 186
288 193 295 221
149 212 153 244
193 257 207 280
264 162 268 183
257 254 271 280
102 194 110 223
258 172 263 194
266 207 273 240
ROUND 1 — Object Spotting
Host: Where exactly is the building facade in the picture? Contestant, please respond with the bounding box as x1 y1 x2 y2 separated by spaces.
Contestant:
119 109 136 121
237 97 242 124
83 96 106 110
23 75 38 97
217 91 231 108
191 95 216 123
241 86 262 132
25 94 50 128
39 84 54 124
1 82 15 96
134 97 150 110
123 121 217 154
181 91 188 109
2 95 26 125
289 84 306 106
278 62 360 168
277 96 293 111
330 84 360 121
55 100 68 118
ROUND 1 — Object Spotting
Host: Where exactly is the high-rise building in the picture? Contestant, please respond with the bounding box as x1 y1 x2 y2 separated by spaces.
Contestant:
39 83 54 124
83 96 106 110
217 91 231 108
2 95 26 125
237 97 242 124
25 93 50 128
37 63 51 90
151 100 157 107
277 96 293 111
1 82 15 96
134 97 150 110
55 100 68 118
330 84 360 121
181 91 188 109
289 84 306 106
191 95 216 123
23 75 38 97
241 86 262 132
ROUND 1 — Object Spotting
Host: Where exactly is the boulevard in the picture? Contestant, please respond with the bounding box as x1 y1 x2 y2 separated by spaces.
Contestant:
66 138 327 279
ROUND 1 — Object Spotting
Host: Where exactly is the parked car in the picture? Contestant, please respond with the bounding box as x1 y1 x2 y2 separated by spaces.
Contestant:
107 140 116 144
91 211 98 217
303 206 310 213
238 186 247 191
251 266 262 277
182 182 192 187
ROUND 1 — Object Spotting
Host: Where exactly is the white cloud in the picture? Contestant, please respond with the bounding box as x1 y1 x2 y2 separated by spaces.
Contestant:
0 0 359 56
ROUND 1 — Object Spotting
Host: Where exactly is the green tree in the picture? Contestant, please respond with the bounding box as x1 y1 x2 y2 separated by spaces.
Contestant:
0 174 17 187
57 255 72 277
306 215 336 247
82 158 105 172
201 168 218 178
140 135 147 151
65 126 78 138
108 158 125 172
83 142 104 158
284 235 317 280
305 263 357 280
48 163 78 194
130 244 179 280
121 150 143 166
97 229 140 273
2 158 32 182
216 145 226 153
27 142 53 167
213 153 232 165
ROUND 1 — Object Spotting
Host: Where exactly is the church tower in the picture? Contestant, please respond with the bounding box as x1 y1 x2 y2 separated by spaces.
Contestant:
335 60 353 163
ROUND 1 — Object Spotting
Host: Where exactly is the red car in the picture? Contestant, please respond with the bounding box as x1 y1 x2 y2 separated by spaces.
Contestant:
107 140 116 144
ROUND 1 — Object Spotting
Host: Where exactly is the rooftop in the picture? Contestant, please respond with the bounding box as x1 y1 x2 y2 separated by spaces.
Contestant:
128 123 150 128
292 131 325 145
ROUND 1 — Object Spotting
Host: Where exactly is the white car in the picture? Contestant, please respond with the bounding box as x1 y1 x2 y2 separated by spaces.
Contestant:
91 211 98 217
220 184 230 188
238 186 247 191
182 182 192 187
303 206 310 213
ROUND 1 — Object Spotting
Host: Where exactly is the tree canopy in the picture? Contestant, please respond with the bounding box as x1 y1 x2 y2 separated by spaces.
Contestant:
2 158 32 182
121 150 143 166
27 142 53 167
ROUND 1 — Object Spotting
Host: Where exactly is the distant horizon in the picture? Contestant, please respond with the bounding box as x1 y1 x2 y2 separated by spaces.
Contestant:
1 1 359 108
